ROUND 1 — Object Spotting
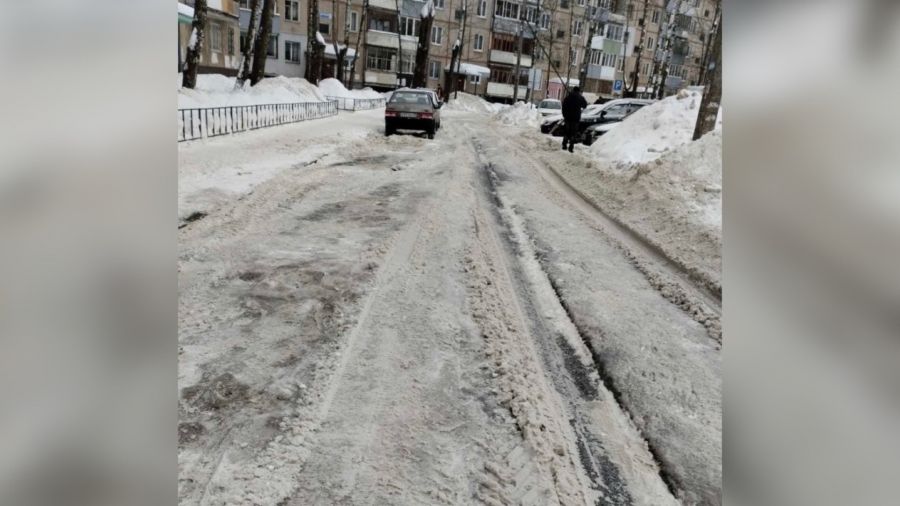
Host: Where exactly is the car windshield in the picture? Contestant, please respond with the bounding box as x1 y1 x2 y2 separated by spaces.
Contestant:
390 92 432 105
539 101 561 109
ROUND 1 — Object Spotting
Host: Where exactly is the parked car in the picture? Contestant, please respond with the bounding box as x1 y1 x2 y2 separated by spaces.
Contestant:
580 99 654 145
385 89 443 139
536 99 562 117
539 99 653 142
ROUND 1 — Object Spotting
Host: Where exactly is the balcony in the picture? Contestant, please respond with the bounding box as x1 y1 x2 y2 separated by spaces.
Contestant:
489 50 532 68
366 30 418 50
369 0 398 11
365 70 399 86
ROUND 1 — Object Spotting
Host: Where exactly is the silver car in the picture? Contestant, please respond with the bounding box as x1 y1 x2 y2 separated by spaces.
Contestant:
384 89 443 139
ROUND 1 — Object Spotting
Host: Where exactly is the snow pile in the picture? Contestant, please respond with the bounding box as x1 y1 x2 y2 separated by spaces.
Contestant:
317 78 382 99
556 128 723 290
493 102 542 128
443 92 500 114
178 73 328 108
589 90 719 167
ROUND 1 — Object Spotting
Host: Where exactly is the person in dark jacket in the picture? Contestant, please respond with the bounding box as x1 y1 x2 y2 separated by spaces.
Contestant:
561 86 588 152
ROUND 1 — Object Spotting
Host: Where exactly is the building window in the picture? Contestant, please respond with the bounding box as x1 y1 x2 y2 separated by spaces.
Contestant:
434 0 445 9
369 16 393 32
367 47 394 71
473 33 484 51
285 0 299 21
560 0 569 9
285 40 301 62
227 27 235 54
616 57 624 71
590 49 601 65
605 24 623 41
239 0 250 7
642 62 650 74
569 48 578 66
350 11 359 32
652 9 660 24
647 36 654 49
267 35 278 57
470 74 481 84
477 0 487 17
400 17 418 36
704 9 710 17
210 24 223 51
429 60 441 79
601 52 616 67
319 22 330 36
494 0 519 20
540 12 551 29
431 25 443 45
572 20 583 36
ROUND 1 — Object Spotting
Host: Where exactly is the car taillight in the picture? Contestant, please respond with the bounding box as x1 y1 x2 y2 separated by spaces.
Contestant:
418 112 433 119
385 110 398 117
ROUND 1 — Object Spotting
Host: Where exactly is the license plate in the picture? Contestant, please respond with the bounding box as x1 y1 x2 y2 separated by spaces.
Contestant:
400 112 417 118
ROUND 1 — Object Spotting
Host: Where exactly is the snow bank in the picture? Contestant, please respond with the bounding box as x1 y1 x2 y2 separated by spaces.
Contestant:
178 73 328 108
589 90 719 167
556 128 723 290
493 102 542 128
443 92 501 114
317 78 383 99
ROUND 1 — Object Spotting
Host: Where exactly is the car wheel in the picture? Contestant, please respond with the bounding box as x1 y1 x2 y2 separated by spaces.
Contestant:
385 126 394 136
427 131 435 139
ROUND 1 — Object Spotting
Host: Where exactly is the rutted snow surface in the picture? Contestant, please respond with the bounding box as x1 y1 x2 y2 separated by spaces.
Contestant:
179 109 721 505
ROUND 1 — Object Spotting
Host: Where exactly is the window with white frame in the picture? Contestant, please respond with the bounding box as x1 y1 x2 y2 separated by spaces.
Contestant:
434 0 444 8
647 36 654 49
540 12 551 29
601 52 616 67
477 0 487 17
210 24 223 51
494 0 519 19
572 20 583 36
642 62 650 74
473 33 484 51
652 9 660 24
267 35 278 57
523 6 536 23
349 11 359 32
470 74 481 84
605 24 623 41
590 49 601 65
431 25 443 44
400 17 418 36
577 0 585 5
429 60 441 79
285 40 302 62
616 57 624 70
285 0 299 21
367 47 395 71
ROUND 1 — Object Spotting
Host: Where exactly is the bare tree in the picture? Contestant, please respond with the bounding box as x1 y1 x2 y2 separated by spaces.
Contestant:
349 0 369 89
336 0 353 85
250 0 275 85
626 0 650 97
512 24 524 101
395 0 404 86
306 0 324 83
235 0 263 89
413 1 436 88
691 7 720 140
182 0 208 89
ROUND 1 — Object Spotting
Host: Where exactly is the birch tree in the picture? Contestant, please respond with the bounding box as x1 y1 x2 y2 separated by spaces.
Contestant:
182 0 208 89
413 0 436 88
250 0 275 85
235 0 263 89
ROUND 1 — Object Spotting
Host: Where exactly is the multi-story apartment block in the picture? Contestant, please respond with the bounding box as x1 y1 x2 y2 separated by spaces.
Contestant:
179 0 717 101
178 1 242 76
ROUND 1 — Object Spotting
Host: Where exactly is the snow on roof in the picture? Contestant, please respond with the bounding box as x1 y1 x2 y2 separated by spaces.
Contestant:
316 31 326 45
421 0 435 18
444 62 490 77
549 77 580 86
178 2 194 18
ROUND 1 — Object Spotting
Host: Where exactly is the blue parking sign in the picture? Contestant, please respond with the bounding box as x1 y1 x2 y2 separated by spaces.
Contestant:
613 80 624 92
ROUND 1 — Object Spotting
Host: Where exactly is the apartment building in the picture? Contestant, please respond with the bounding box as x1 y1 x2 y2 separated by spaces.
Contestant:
178 1 242 76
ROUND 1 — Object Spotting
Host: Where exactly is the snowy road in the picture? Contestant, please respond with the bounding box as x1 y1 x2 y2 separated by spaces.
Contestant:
178 110 721 505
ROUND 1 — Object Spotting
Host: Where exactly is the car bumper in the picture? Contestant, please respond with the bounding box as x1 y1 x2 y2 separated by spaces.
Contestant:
386 118 435 131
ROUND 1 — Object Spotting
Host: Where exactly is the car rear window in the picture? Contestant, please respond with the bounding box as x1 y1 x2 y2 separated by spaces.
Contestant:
390 92 431 104
540 101 561 109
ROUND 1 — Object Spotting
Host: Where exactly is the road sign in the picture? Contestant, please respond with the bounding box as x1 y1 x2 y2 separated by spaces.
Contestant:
613 80 624 92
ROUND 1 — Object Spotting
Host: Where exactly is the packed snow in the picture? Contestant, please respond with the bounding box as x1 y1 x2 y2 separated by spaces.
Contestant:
421 0 435 17
589 89 720 167
443 92 502 114
178 73 328 109
317 78 382 99
316 31 326 45
493 102 542 128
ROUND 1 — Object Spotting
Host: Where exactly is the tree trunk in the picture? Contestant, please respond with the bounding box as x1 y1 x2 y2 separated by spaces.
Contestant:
306 0 323 83
627 0 649 97
578 20 596 90
349 2 368 89
446 43 460 95
235 0 262 89
413 7 435 88
339 0 353 86
251 0 275 85
692 9 720 140
512 26 523 101
182 0 208 89
395 0 404 86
